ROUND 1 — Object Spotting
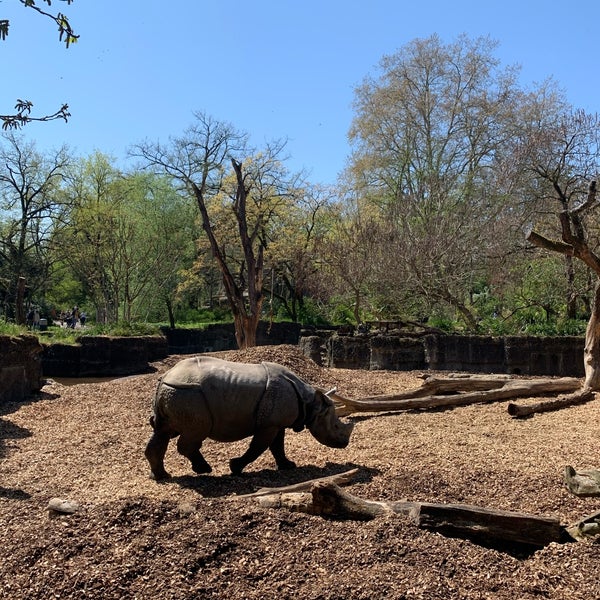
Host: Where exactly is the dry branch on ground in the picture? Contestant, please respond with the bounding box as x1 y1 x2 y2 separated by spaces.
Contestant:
332 374 582 416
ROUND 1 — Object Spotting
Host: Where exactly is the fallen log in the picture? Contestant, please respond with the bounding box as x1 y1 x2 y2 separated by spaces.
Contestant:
507 388 595 418
232 468 360 499
350 374 513 403
332 377 581 416
251 482 563 548
566 508 600 540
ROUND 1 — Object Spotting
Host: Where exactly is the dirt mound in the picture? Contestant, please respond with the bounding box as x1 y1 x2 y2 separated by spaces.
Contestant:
2 345 600 599
210 344 324 385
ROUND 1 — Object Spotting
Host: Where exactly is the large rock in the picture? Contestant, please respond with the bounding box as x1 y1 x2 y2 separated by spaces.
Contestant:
0 335 44 404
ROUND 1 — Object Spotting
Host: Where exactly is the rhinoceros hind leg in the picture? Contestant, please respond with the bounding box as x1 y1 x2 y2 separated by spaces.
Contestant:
145 431 171 480
270 428 296 470
177 434 212 474
230 428 280 475
190 454 212 474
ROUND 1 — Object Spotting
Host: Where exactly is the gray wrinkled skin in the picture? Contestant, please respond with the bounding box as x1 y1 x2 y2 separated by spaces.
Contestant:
145 356 354 480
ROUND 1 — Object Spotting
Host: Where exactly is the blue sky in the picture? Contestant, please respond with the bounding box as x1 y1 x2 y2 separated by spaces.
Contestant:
2 0 600 185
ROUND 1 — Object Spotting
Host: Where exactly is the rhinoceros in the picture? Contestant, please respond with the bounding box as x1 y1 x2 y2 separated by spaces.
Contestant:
144 356 354 479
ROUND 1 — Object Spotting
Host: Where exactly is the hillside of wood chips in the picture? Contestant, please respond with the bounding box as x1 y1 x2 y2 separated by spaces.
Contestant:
2 344 600 599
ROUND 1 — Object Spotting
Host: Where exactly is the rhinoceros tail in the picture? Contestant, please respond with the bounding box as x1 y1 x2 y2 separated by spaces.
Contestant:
149 378 170 433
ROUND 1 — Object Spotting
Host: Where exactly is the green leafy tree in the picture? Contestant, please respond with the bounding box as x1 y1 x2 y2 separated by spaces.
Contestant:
0 132 71 322
346 34 552 330
264 184 332 323
55 155 196 325
122 173 197 327
54 153 123 323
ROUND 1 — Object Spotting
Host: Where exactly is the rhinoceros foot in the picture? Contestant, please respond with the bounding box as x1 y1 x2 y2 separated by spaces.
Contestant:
276 458 297 470
229 457 244 475
191 461 212 475
150 469 172 481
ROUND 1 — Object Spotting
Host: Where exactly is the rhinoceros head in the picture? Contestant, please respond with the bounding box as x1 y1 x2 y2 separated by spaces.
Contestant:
306 389 354 448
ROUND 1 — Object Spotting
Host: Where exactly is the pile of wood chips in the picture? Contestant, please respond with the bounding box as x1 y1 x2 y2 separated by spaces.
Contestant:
1 344 600 599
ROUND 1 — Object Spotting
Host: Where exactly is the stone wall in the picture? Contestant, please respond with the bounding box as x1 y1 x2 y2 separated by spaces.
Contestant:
3 325 587 405
41 335 169 377
160 322 302 354
39 322 300 378
320 333 585 377
0 335 44 404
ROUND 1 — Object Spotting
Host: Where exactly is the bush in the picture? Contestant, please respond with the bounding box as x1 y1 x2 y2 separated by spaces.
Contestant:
0 321 27 337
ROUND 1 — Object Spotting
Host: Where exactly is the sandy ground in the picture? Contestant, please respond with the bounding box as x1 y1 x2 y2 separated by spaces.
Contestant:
1 344 600 599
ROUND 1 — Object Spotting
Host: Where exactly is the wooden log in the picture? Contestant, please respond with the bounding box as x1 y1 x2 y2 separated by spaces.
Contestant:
333 377 581 416
565 508 600 540
232 468 360 499
251 482 563 547
413 501 562 547
507 388 595 418
336 374 512 404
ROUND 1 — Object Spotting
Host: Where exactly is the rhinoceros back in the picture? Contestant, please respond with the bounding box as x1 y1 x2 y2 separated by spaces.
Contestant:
154 356 289 442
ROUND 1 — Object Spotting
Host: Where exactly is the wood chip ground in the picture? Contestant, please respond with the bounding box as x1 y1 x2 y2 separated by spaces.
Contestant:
1 344 600 599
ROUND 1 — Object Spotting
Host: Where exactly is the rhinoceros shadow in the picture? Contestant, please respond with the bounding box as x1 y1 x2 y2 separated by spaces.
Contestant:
169 462 380 498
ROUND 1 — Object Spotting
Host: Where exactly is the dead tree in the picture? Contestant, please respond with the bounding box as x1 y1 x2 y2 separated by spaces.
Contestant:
524 180 600 412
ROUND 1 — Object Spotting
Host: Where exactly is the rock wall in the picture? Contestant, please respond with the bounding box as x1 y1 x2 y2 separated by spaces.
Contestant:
0 335 44 404
40 322 299 378
41 335 169 377
160 322 302 354
321 333 585 377
3 325 587 405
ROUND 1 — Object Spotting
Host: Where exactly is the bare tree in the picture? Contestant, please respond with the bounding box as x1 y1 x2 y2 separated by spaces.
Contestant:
133 112 296 348
528 179 600 393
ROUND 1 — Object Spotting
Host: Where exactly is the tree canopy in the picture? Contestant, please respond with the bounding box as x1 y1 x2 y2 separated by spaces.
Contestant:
2 34 600 343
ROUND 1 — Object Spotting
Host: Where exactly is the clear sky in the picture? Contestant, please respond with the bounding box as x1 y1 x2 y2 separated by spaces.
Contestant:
2 0 600 185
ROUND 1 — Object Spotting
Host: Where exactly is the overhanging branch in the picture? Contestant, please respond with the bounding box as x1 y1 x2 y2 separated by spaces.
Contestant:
526 228 574 256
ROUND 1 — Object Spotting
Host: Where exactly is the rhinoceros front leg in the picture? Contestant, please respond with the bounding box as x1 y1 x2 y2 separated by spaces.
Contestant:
145 431 172 480
269 428 296 470
177 433 212 474
230 427 282 475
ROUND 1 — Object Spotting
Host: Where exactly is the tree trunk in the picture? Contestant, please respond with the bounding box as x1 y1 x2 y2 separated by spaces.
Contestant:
165 297 175 329
565 255 578 320
233 310 261 349
583 282 600 390
15 276 26 325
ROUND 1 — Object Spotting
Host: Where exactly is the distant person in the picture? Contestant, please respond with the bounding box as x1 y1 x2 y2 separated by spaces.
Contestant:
80 311 86 327
33 309 40 330
26 309 34 329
